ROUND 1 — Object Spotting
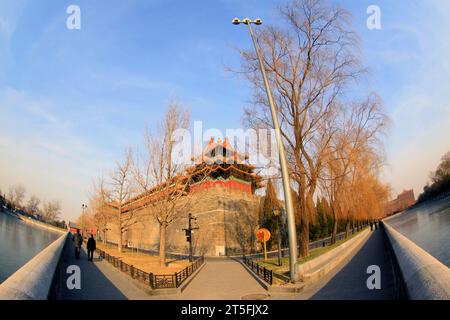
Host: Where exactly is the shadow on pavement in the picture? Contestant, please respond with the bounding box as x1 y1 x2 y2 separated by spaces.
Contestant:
310 229 396 300
57 240 127 300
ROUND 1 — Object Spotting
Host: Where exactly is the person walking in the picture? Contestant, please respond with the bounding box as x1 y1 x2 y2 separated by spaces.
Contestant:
369 220 374 231
72 229 83 259
87 234 96 262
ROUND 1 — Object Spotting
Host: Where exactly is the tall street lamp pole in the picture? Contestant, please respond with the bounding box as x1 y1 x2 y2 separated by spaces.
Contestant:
81 204 87 237
273 209 283 267
232 17 299 282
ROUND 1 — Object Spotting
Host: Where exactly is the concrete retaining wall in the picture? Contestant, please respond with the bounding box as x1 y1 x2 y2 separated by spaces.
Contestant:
241 229 371 293
1 210 66 235
16 214 66 235
299 229 370 284
0 232 70 300
382 221 450 300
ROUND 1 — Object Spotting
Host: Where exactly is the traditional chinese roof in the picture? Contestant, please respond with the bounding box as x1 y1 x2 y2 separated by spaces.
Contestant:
121 137 263 213
190 137 262 187
194 137 248 165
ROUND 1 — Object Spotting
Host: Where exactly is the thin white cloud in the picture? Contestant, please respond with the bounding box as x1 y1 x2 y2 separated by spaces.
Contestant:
382 1 450 199
0 0 26 41
0 17 15 40
0 86 114 221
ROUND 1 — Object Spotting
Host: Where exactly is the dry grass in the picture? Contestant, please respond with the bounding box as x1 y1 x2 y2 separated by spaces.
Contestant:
97 243 191 274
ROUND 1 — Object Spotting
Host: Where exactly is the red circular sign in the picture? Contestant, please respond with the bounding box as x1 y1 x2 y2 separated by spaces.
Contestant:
256 228 271 243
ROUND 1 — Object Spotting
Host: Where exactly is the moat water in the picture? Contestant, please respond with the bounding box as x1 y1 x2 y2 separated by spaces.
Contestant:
387 195 450 267
0 212 60 283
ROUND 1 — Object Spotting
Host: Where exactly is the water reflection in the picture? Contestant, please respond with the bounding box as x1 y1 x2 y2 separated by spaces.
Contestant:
387 197 450 267
0 213 60 283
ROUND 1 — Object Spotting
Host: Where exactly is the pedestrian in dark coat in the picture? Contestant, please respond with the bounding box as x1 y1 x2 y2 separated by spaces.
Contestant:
72 229 83 259
87 234 96 262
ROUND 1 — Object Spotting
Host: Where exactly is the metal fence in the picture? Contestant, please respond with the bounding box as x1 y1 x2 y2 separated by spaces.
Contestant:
246 224 368 261
242 225 368 285
243 257 273 285
308 225 365 250
97 248 204 289
152 256 205 289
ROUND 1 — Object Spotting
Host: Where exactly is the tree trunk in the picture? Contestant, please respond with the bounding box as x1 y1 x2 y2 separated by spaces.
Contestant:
159 223 167 267
331 219 338 244
118 232 122 253
118 211 122 253
294 181 306 258
300 191 316 258
299 220 309 258
345 220 350 239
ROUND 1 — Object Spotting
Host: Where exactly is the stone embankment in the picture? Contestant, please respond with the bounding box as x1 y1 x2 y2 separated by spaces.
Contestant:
382 221 450 300
0 232 70 300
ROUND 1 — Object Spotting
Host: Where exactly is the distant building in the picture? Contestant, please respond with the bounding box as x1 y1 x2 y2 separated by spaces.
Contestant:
385 189 416 216
69 222 97 237
68 222 80 234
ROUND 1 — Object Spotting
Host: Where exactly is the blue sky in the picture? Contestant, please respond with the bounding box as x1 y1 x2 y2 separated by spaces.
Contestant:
1 0 449 221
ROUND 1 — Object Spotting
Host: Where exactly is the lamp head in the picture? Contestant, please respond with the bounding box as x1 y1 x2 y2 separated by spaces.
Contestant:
254 18 262 25
232 18 241 25
242 17 251 24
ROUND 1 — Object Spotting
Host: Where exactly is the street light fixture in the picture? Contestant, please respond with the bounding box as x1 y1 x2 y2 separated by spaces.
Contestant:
232 17 300 282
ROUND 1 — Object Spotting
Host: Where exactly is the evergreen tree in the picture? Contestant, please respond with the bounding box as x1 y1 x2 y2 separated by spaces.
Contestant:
311 198 330 241
261 179 282 250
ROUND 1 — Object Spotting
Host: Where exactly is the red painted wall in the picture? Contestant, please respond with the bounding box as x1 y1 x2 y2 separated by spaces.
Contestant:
190 179 252 194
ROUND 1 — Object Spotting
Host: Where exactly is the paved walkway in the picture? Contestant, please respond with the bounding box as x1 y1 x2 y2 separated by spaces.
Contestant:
175 258 268 300
58 240 150 300
282 229 397 300
58 241 267 300
57 230 397 300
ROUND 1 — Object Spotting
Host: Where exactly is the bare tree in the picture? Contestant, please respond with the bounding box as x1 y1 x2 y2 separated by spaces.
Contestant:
8 185 26 210
132 102 209 266
76 207 93 235
238 0 365 257
90 177 115 243
419 151 450 202
0 189 5 208
320 95 388 242
42 200 62 222
107 149 138 253
27 195 41 217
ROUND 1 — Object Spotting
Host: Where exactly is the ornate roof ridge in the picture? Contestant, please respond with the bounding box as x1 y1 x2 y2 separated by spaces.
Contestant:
194 137 248 165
